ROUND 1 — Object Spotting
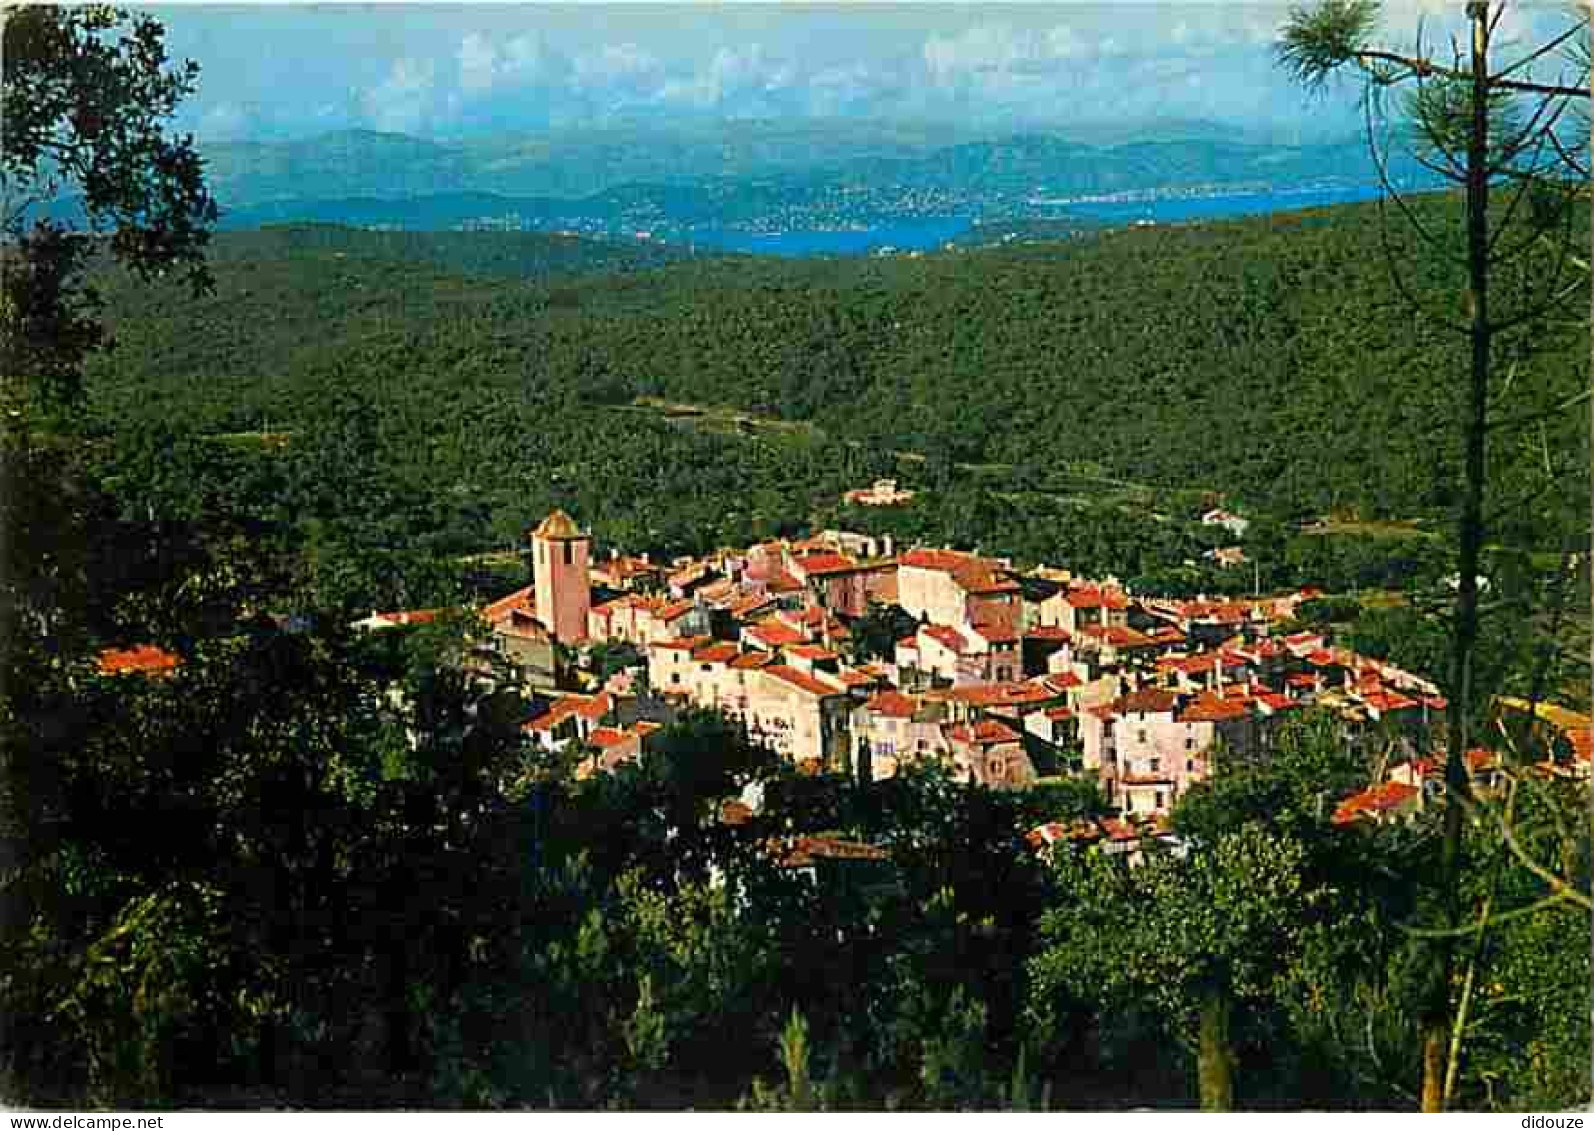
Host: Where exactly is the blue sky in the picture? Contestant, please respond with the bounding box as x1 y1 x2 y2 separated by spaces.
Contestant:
147 2 1571 144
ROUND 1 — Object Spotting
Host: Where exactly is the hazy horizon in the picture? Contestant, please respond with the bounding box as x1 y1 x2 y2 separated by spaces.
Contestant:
155 3 1406 146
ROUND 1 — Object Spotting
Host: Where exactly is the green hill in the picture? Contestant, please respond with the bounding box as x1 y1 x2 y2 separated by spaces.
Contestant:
82 194 1588 608
205 223 692 280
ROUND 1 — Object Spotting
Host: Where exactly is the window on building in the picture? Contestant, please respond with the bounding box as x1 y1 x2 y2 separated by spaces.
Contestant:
1149 757 1160 774
563 542 573 566
1155 791 1166 809
1187 759 1196 772
671 673 681 685
1186 737 1195 749
1137 729 1147 744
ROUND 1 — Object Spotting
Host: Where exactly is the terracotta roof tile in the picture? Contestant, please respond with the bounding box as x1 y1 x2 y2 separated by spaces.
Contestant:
96 644 181 677
482 585 535 623
899 547 977 573
864 690 919 718
969 622 1020 644
1332 781 1420 826
691 642 741 664
947 718 1023 745
922 625 970 655
763 664 844 698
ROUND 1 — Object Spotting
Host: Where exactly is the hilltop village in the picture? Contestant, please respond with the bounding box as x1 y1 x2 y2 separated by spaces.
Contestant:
357 503 1561 849
100 499 1592 856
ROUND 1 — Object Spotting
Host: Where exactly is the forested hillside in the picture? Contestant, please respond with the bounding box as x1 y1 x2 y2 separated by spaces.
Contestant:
85 193 1587 590
205 224 692 280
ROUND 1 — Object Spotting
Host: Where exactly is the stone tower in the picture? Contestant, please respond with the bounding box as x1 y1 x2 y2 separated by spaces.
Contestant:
532 508 591 644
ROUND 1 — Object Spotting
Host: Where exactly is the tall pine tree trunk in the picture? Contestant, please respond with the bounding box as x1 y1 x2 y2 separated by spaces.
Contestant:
1197 986 1235 1111
1426 2 1492 1111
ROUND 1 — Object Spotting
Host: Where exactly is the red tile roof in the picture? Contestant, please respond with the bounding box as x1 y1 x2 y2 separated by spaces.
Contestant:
864 690 919 718
763 664 843 698
1024 625 1072 642
482 585 535 623
1044 706 1075 721
1116 688 1179 715
969 622 1020 644
729 651 774 671
1362 689 1419 713
655 599 696 623
921 625 970 655
899 547 977 573
96 644 181 677
765 572 805 594
954 566 1021 595
949 681 1057 708
1065 585 1130 610
775 836 889 867
786 643 838 662
1079 625 1156 649
792 551 858 576
727 590 775 617
947 718 1023 746
588 727 631 749
1100 817 1141 842
1332 781 1420 826
1177 694 1250 723
1036 671 1083 691
747 619 806 648
691 642 741 664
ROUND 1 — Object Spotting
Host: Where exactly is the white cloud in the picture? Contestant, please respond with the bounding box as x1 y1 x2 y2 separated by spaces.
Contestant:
457 33 499 94
361 56 437 133
574 42 663 89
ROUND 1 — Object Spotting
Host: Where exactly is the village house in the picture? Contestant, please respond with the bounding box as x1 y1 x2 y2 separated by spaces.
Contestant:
589 550 663 593
844 478 916 507
944 718 1036 790
481 585 557 687
350 608 444 632
1201 507 1250 538
1080 687 1217 816
1034 582 1131 636
522 690 617 752
850 689 950 781
895 548 1023 632
1330 780 1421 827
744 664 852 771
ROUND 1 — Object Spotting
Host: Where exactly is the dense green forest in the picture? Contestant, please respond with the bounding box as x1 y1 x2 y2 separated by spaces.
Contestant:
90 195 1588 531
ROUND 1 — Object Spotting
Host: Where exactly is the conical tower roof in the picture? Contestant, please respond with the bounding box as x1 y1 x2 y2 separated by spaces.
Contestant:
532 508 585 541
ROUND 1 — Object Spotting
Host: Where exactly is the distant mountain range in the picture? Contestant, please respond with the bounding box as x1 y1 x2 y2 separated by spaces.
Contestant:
42 122 1448 242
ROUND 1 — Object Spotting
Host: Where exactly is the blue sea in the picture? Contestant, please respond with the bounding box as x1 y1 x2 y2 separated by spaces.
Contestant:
683 183 1399 258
